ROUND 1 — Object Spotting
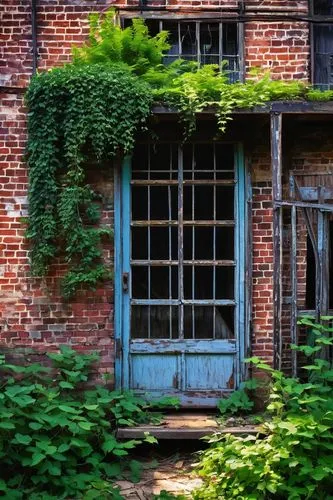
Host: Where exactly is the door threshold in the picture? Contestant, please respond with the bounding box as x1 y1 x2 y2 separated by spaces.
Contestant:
117 412 260 440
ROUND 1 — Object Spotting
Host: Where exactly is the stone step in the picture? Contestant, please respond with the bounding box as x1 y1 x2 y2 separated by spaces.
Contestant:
117 412 260 440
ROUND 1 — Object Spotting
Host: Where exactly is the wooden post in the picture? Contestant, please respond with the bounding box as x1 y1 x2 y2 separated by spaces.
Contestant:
290 175 298 377
271 112 283 370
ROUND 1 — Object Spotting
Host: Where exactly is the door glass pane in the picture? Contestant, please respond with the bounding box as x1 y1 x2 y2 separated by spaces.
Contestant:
200 23 220 66
216 186 234 219
132 267 148 299
132 227 148 260
216 306 234 338
131 306 149 338
184 305 235 339
131 305 179 339
216 227 234 260
180 23 197 59
216 267 234 299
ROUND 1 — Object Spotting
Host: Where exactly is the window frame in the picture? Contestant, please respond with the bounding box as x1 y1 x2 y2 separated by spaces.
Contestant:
310 0 333 87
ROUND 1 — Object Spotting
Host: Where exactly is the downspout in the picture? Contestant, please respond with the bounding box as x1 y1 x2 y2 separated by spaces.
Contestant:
31 0 38 75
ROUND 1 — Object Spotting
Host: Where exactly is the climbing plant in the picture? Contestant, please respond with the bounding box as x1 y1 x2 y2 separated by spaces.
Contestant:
26 64 152 297
26 10 333 297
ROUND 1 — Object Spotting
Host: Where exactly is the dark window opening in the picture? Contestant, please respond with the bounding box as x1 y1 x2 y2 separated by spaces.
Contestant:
313 0 333 15
305 221 333 309
123 18 240 82
306 235 316 309
313 25 333 88
131 143 236 340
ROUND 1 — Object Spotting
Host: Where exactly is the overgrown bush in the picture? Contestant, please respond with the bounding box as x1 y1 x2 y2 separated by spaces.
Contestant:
0 346 158 499
72 10 170 75
193 317 333 500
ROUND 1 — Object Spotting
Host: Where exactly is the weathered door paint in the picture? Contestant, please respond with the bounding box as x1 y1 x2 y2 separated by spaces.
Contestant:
115 143 247 407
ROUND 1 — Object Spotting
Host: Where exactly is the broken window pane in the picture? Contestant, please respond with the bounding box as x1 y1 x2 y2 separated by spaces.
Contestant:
313 25 333 88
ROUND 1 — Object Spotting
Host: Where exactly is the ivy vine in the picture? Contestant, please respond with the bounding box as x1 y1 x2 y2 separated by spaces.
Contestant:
26 10 333 297
26 64 152 297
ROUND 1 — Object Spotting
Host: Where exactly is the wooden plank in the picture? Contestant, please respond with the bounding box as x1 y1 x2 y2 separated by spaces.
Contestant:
131 220 235 226
131 259 235 266
131 299 236 306
318 187 330 317
299 186 333 201
274 200 333 211
152 101 333 116
129 339 237 354
271 112 283 370
117 425 260 440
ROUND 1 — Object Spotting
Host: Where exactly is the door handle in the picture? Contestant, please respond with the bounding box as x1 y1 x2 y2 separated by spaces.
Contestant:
122 272 129 293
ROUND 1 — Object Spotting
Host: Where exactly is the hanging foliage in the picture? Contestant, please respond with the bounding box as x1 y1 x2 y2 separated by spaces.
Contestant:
26 10 333 297
26 64 152 297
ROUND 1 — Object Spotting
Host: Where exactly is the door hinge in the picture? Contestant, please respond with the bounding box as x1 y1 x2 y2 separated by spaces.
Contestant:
115 338 122 359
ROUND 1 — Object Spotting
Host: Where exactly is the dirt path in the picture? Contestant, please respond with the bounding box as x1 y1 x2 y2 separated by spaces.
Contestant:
115 452 202 499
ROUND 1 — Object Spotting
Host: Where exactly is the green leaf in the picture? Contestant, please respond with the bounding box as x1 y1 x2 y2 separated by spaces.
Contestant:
58 443 70 453
59 405 79 414
31 452 46 466
29 422 43 431
83 404 99 410
112 448 128 457
144 432 158 444
0 421 15 429
78 421 95 431
14 433 32 445
59 381 74 389
102 437 117 453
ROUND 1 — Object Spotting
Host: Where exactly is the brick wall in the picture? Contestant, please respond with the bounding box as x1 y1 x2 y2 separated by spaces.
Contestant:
245 22 309 80
0 89 115 380
0 0 325 380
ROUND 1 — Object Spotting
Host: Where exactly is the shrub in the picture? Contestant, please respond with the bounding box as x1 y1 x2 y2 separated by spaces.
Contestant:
193 317 333 500
0 346 157 499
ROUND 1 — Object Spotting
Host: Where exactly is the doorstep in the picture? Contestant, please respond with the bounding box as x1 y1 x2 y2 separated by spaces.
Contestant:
116 412 260 440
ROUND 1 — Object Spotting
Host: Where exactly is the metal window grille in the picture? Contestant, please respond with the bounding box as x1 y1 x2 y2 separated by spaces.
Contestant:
123 18 240 82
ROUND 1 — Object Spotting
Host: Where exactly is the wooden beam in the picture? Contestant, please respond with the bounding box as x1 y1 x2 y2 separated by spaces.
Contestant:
271 112 283 371
274 200 333 211
290 175 298 377
152 101 333 116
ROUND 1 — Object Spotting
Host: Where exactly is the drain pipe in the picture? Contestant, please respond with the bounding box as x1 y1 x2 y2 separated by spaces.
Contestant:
31 0 38 74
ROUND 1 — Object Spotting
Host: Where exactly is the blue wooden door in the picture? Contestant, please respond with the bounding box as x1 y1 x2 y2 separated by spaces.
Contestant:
115 142 246 407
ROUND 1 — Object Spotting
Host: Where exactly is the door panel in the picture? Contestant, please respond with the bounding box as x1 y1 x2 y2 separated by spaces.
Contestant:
116 143 246 407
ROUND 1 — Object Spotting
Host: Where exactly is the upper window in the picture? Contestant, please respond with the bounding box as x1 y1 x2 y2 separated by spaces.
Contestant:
123 19 240 82
312 1 333 87
313 25 333 88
